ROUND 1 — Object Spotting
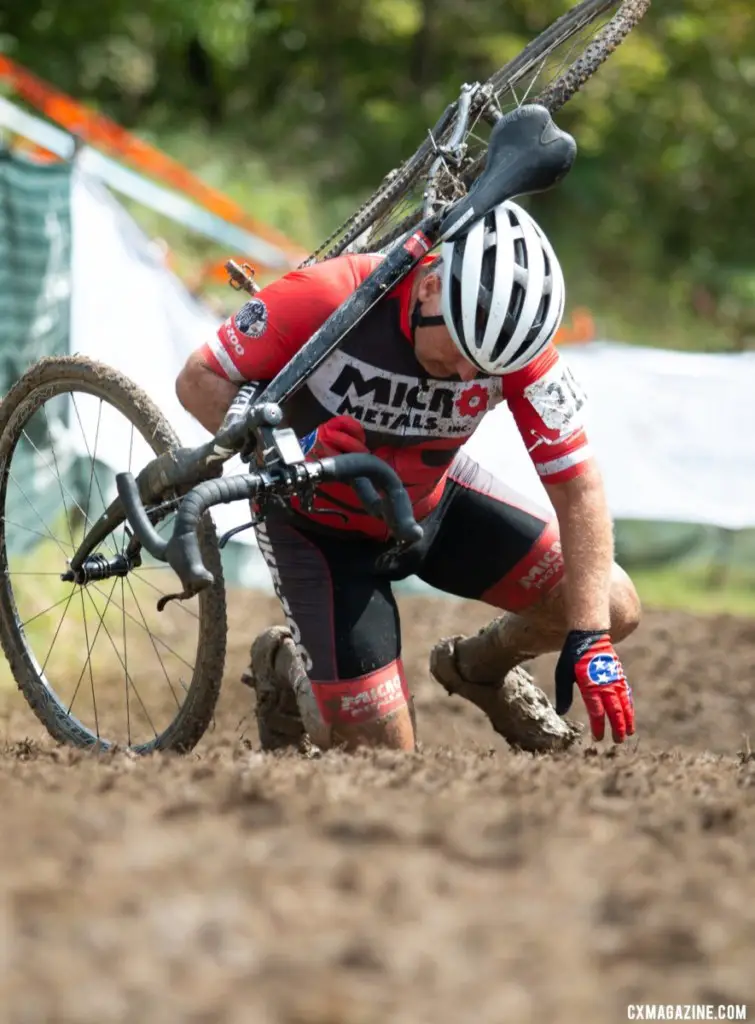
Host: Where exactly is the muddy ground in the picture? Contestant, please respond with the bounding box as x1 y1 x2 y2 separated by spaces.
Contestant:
1 594 754 1023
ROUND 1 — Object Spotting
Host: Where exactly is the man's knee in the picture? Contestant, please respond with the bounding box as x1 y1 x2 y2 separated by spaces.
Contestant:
609 562 642 641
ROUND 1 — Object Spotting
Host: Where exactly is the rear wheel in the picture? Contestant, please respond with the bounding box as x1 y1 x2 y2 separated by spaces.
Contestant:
0 356 227 753
304 0 651 262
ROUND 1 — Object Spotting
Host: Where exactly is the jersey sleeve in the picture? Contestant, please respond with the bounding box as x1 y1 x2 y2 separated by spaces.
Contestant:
198 254 382 384
501 342 592 485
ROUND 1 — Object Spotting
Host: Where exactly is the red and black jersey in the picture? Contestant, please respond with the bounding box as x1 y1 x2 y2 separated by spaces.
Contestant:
199 254 591 539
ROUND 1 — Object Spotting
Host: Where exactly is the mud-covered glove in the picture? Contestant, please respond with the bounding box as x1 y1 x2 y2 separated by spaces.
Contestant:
555 630 634 743
300 415 368 460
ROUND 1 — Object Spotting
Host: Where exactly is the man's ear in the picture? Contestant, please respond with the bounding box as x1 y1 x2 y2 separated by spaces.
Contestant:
416 270 442 303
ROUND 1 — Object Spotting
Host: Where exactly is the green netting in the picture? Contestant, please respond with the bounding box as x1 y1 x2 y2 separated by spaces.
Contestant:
0 153 80 557
0 152 72 387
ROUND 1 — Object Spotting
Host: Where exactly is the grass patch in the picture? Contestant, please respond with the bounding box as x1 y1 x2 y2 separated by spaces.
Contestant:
631 565 755 618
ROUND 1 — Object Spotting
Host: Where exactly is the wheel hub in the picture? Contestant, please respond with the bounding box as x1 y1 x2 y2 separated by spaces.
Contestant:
60 551 141 585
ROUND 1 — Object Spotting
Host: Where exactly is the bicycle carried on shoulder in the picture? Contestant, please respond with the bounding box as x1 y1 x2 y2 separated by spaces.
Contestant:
0 0 649 753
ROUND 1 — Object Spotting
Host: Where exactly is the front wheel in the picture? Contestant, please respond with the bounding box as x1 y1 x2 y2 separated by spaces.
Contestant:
0 356 228 753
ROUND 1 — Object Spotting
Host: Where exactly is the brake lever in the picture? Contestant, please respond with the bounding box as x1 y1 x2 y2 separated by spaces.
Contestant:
353 477 384 518
156 588 196 612
353 478 411 541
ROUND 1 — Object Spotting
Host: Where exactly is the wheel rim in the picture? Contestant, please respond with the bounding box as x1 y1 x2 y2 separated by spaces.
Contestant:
0 380 209 750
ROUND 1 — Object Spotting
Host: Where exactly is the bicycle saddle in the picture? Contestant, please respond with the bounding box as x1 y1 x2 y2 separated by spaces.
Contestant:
440 104 577 242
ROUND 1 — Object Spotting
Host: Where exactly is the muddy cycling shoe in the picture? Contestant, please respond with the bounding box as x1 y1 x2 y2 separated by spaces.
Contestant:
244 626 420 753
241 626 321 756
429 635 582 753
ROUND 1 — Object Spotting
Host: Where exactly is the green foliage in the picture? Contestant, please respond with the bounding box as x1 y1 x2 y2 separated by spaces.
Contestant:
1 0 752 347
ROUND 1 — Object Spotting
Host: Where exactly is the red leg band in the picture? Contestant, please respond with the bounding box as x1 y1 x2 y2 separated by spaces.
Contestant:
311 660 409 727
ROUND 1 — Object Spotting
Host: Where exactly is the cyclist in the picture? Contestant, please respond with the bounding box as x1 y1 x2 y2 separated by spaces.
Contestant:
176 200 639 755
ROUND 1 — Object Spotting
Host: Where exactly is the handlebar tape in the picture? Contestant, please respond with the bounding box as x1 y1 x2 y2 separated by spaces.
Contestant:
116 472 169 561
118 453 422 600
318 454 424 545
166 475 264 589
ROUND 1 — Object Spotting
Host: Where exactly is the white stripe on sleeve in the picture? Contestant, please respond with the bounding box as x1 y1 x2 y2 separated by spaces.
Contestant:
207 335 245 383
535 445 592 479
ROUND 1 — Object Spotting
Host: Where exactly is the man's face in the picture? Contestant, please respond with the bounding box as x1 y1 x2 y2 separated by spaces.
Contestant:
412 270 479 381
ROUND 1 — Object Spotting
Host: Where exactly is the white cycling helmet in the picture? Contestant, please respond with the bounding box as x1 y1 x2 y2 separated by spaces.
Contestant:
440 200 566 374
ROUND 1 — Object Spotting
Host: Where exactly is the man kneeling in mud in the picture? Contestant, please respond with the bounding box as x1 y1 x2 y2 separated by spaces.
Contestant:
176 201 639 755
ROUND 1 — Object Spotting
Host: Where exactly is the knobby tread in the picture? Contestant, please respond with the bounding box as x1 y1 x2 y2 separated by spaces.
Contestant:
314 0 649 258
462 0 651 185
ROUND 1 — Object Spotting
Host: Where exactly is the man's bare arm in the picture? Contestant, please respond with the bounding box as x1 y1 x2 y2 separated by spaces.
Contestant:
544 461 614 631
176 349 239 435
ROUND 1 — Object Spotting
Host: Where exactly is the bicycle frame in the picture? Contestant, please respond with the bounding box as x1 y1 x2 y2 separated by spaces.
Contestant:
65 101 577 596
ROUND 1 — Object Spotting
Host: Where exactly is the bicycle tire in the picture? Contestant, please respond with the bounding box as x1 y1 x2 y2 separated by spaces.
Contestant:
370 0 650 253
306 0 649 262
0 355 228 754
461 0 652 186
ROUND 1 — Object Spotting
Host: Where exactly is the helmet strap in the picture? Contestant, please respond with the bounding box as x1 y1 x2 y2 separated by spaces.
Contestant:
410 302 446 338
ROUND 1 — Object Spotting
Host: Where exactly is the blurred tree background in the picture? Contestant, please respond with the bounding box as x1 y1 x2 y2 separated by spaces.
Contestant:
1 0 753 349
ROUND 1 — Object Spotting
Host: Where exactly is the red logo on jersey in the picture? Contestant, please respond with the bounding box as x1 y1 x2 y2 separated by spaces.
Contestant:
455 383 489 418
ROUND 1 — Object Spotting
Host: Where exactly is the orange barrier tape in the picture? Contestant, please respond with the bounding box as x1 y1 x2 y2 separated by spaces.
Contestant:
7 136 63 163
554 308 596 345
0 55 306 267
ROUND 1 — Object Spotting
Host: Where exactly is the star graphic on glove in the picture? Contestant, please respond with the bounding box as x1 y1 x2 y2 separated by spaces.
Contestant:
587 653 620 685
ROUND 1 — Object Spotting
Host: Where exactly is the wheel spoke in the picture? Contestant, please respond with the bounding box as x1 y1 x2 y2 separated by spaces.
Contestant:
516 56 548 107
42 403 76 550
120 576 132 746
65 606 104 718
20 590 77 629
89 581 197 673
2 519 72 550
120 423 137 556
8 470 73 559
82 398 105 529
82 585 160 741
18 429 116 557
71 395 114 544
130 569 201 623
74 583 104 736
40 588 77 676
123 574 182 710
